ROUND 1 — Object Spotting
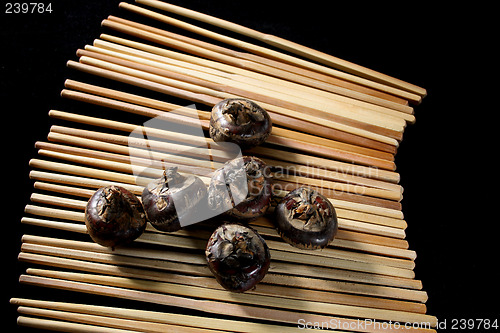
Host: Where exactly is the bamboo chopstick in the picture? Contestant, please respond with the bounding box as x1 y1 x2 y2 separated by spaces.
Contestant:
30 145 404 218
78 44 404 161
25 193 409 268
92 36 414 114
11 298 301 333
66 59 400 148
99 16 411 112
29 176 406 238
36 140 401 209
60 81 397 155
80 43 415 126
47 109 401 202
98 16 408 139
134 0 427 98
18 236 422 312
18 224 420 293
19 270 436 332
120 2 424 102
16 305 214 333
54 88 398 170
20 267 435 326
59 85 401 178
23 199 415 267
16 315 141 333
16 246 428 324
72 49 404 146
98 15 410 137
28 155 404 219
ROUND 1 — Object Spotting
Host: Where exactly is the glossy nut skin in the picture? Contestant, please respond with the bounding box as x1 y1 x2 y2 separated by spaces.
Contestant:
206 223 270 292
207 156 271 220
274 186 338 250
142 168 208 232
85 185 147 249
209 98 272 149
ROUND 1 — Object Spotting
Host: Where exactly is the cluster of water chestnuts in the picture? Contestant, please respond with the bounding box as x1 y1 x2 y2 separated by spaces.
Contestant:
85 98 337 293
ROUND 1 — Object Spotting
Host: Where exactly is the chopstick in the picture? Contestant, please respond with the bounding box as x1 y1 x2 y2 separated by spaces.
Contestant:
46 109 401 202
29 176 406 232
26 190 408 261
92 34 413 115
18 260 426 322
16 315 141 333
19 235 422 311
133 0 427 98
37 138 401 207
78 44 414 127
19 222 417 291
16 247 430 323
16 304 210 332
29 148 403 219
98 15 410 134
11 298 297 333
120 2 424 102
66 59 400 148
42 127 401 210
98 15 409 137
40 133 401 211
95 33 412 113
61 79 397 155
23 199 414 262
60 82 402 177
18 270 437 331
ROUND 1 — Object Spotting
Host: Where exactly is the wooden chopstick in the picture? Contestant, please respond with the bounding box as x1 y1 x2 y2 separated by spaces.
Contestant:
18 235 422 312
16 315 141 333
98 16 407 140
19 270 436 331
61 80 397 155
23 198 414 266
19 266 434 325
20 217 420 294
16 305 212 333
120 2 424 102
66 59 400 148
92 35 414 114
28 156 404 219
80 43 415 126
25 193 408 266
133 0 427 98
36 139 401 207
40 131 402 210
97 17 408 135
46 109 401 202
30 177 406 235
16 246 426 320
60 84 401 176
100 18 410 110
11 298 299 333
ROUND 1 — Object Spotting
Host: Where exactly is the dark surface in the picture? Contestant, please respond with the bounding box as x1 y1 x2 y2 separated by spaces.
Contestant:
2 1 497 331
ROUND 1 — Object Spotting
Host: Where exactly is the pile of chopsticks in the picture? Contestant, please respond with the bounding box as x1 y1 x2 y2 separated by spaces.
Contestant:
12 1 437 332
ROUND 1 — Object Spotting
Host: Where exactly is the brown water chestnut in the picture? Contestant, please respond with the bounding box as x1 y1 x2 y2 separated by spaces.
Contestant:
141 167 208 232
206 223 270 292
85 185 147 248
274 186 338 250
209 98 272 149
207 156 271 220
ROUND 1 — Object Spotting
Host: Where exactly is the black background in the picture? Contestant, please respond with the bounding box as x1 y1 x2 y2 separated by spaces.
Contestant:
2 1 498 332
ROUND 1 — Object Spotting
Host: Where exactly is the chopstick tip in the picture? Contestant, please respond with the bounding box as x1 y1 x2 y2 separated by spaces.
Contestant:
9 297 21 305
